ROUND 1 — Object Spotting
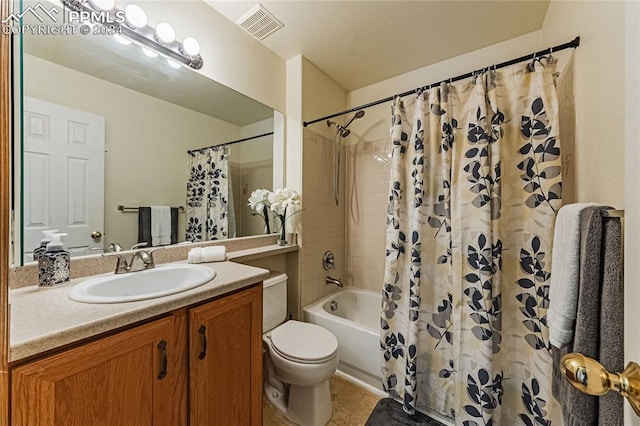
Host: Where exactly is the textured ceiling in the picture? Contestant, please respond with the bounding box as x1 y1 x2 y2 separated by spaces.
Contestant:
206 0 550 91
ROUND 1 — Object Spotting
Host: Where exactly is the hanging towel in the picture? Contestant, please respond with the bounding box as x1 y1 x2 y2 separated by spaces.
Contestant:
138 207 179 247
598 214 624 426
548 203 598 348
552 206 623 426
151 206 171 246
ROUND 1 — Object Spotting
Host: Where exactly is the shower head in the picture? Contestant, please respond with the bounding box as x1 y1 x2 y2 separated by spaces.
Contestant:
343 110 365 130
327 119 350 137
326 110 365 138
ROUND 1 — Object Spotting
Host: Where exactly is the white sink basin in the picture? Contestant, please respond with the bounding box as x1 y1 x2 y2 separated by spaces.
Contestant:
68 264 216 304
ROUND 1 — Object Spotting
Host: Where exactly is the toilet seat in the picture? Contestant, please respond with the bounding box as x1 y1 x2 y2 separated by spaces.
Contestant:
269 321 338 364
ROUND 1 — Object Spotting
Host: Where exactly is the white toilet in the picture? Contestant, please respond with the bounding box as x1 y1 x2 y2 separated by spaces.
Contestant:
263 272 339 426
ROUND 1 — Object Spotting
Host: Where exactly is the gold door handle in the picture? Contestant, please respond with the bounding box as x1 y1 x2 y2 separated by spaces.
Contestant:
561 352 640 416
91 231 102 241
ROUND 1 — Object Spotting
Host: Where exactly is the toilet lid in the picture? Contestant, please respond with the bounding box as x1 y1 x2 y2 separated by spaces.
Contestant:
270 321 338 362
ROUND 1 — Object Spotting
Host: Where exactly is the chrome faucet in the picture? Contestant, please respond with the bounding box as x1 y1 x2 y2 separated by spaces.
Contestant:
108 242 123 252
325 276 343 288
129 249 156 272
105 242 159 274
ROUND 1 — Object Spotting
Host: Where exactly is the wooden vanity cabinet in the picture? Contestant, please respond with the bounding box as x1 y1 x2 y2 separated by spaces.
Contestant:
10 284 263 426
11 315 187 426
189 284 262 426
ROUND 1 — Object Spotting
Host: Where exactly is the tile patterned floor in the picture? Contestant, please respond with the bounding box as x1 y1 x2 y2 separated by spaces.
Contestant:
263 375 382 426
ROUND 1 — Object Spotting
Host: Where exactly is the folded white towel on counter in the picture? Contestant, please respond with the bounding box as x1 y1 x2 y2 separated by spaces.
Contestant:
548 202 599 348
187 246 226 264
150 206 172 246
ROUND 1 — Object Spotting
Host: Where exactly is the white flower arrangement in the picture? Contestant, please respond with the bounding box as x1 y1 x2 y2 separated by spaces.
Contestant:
248 188 271 212
248 188 302 243
248 189 272 233
268 188 302 216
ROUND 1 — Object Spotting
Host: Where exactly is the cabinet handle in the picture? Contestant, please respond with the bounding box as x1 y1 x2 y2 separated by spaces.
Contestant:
157 340 168 379
198 325 207 360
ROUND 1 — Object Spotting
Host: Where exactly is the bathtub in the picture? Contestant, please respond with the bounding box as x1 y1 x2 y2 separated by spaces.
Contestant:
303 288 382 390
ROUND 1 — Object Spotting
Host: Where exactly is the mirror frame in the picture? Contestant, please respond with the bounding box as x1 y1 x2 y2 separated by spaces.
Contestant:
1 0 11 419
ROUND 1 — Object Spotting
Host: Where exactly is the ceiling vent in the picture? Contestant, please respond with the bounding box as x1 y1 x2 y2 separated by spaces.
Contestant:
236 4 284 41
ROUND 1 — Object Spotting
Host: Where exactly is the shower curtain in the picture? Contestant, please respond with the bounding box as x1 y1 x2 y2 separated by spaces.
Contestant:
381 58 563 424
185 146 234 241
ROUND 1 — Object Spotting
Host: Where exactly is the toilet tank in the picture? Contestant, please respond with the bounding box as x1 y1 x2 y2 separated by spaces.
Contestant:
263 272 288 333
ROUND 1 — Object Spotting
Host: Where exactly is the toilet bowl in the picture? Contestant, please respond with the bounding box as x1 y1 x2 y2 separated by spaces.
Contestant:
262 273 339 426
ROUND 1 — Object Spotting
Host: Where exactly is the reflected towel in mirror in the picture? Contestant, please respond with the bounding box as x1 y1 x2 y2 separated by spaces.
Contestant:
138 206 178 247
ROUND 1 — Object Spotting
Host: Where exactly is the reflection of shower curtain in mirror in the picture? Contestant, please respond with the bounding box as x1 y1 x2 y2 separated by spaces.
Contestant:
185 146 235 241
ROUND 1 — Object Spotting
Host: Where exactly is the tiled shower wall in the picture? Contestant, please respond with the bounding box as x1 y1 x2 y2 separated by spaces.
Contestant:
300 128 346 308
344 137 390 292
301 123 390 303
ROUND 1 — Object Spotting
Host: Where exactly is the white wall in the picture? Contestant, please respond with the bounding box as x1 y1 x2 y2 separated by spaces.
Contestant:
24 54 242 249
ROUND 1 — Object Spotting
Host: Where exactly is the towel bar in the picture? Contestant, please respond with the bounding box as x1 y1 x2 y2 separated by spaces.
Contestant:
603 209 625 218
561 353 640 416
117 205 185 212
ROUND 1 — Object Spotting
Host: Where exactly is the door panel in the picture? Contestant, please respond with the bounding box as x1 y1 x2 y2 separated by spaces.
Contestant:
23 96 105 260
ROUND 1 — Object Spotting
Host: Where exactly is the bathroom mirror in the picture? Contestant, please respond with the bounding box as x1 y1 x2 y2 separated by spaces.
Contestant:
13 8 284 265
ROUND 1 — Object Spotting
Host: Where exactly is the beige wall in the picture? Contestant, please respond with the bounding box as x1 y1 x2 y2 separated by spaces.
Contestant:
540 0 625 207
137 1 286 112
230 118 275 238
24 54 242 249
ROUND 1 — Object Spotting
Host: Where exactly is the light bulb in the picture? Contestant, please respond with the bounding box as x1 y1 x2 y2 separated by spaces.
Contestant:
167 59 181 69
125 4 147 28
182 37 200 56
141 47 158 58
155 23 175 44
113 34 131 45
88 0 114 10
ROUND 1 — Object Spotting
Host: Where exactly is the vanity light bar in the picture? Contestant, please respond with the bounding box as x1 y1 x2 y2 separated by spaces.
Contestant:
61 0 203 69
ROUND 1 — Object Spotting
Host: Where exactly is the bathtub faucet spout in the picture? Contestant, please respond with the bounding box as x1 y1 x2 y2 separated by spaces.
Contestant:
326 276 343 288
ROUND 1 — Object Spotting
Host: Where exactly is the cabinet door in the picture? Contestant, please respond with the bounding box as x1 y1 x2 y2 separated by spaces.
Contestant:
12 315 187 426
189 284 262 426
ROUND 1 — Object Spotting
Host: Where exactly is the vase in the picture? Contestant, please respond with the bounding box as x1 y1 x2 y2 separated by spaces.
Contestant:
277 211 288 245
277 222 288 245
262 206 271 234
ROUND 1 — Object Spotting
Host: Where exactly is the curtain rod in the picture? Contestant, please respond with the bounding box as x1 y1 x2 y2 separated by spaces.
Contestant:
187 131 274 154
303 36 580 127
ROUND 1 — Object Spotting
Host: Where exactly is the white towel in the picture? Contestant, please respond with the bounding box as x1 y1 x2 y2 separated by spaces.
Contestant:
548 203 599 348
150 206 172 246
187 246 226 263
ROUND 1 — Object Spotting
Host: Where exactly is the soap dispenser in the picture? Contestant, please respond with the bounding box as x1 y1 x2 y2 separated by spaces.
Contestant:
33 229 59 261
38 233 70 287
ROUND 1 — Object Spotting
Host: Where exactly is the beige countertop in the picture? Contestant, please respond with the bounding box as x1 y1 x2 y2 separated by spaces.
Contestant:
9 260 270 362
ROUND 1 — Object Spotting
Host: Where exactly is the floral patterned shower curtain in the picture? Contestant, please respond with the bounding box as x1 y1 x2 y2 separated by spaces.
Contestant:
185 146 232 241
381 58 563 424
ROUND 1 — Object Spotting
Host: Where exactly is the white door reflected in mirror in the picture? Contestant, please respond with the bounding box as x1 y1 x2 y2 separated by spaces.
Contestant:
22 97 105 262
